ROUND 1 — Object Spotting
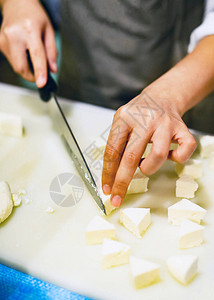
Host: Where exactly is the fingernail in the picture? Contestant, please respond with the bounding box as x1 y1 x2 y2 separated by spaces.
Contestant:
111 195 122 207
103 184 111 195
36 75 46 88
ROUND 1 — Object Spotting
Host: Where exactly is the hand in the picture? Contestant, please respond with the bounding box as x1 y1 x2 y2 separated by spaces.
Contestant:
0 0 57 87
102 86 197 208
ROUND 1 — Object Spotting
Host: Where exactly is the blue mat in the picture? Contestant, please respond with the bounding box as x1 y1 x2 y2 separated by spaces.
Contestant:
0 264 92 300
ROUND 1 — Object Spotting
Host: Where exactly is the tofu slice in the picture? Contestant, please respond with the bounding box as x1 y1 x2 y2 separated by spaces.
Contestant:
0 112 23 137
168 198 206 225
130 256 160 288
0 181 13 224
175 159 202 179
176 175 198 199
179 219 204 249
120 208 151 238
86 216 116 245
127 168 149 194
102 238 130 269
167 255 198 285
199 135 214 158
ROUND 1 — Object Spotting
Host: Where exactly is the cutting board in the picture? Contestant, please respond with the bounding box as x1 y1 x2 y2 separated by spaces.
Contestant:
0 83 214 300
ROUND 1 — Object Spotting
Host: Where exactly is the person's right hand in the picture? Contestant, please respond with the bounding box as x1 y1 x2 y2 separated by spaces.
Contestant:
0 0 57 87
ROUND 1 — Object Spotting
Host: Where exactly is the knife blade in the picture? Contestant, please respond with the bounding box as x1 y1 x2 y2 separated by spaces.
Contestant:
27 52 106 215
50 95 106 215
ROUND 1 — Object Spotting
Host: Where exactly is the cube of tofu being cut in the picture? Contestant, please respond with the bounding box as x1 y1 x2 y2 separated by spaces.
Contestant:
130 256 160 288
168 198 206 225
85 216 116 245
176 175 198 199
120 208 151 238
167 255 198 285
99 191 116 216
0 112 23 137
127 168 149 194
179 219 204 249
175 159 202 179
100 169 149 215
102 238 131 269
199 135 214 158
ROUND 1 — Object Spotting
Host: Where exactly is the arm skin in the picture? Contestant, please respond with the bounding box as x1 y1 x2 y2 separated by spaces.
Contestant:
102 35 214 207
0 0 57 87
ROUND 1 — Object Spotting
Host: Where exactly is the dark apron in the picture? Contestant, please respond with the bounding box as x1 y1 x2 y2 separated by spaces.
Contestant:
59 0 214 133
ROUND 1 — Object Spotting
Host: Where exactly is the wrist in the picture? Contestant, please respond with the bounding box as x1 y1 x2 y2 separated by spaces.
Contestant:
143 74 187 118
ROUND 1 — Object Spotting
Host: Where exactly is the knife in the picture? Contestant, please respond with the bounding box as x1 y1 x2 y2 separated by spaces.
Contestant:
27 51 106 215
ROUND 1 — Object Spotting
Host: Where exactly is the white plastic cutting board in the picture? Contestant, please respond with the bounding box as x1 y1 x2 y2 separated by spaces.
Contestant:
0 83 214 300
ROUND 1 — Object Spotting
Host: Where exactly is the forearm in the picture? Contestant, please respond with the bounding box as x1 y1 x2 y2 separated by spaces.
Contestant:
146 35 214 116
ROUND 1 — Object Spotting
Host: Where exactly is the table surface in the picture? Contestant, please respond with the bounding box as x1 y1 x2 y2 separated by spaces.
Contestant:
0 83 214 300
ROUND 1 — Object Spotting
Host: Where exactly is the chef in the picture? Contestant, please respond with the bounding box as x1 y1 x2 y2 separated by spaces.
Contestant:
0 0 214 208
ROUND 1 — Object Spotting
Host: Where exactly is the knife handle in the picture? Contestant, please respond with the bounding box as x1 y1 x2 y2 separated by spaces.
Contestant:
27 50 57 102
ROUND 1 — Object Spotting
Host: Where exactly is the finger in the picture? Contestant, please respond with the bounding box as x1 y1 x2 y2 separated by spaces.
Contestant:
44 24 57 73
139 126 172 176
110 130 149 207
29 37 47 88
168 129 197 163
1 39 35 82
14 50 35 82
102 111 130 195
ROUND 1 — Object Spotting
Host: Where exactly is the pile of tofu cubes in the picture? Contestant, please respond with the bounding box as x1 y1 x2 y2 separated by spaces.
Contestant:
85 136 214 289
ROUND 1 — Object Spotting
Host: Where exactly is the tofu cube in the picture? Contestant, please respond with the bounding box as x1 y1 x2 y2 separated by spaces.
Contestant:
168 198 206 225
175 159 202 179
100 169 149 215
127 168 149 194
167 255 198 285
120 208 151 238
130 256 160 288
100 191 116 216
199 135 214 158
179 219 204 249
102 238 130 269
85 216 116 245
176 175 198 199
